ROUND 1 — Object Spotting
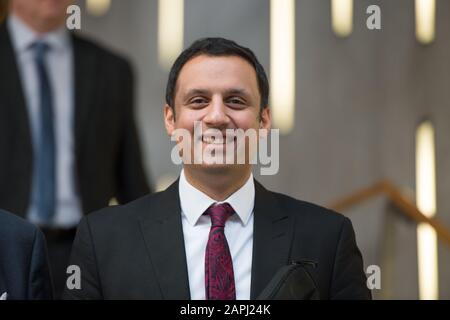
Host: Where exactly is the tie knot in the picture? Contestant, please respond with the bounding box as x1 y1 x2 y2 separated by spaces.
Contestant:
32 41 50 59
204 202 235 227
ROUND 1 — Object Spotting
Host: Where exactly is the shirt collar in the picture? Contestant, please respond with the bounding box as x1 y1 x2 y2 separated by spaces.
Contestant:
7 14 71 54
179 169 255 227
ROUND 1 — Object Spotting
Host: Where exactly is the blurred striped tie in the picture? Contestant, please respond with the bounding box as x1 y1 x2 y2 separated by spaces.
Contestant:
32 41 56 224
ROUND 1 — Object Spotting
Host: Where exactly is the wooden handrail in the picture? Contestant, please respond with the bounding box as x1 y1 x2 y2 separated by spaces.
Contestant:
329 180 450 248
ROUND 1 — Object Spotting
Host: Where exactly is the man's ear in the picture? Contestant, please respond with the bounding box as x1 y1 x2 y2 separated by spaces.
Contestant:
164 104 175 136
259 106 272 131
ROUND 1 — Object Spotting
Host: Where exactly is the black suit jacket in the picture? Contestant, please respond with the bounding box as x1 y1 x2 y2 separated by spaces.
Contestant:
0 22 150 217
63 180 371 300
0 209 53 299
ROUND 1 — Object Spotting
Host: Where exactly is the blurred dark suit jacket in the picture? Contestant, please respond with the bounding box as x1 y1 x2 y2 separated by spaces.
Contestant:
0 209 53 299
63 180 371 300
0 22 150 217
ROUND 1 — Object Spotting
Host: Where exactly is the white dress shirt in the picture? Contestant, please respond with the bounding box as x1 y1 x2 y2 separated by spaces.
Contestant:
179 170 255 300
8 15 82 228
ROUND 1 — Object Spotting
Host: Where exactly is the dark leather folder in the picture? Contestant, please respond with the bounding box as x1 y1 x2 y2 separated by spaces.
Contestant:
257 261 320 300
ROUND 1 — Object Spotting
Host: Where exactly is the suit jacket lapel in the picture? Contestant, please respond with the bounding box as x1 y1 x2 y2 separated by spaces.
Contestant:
72 34 96 162
138 180 191 299
250 180 294 299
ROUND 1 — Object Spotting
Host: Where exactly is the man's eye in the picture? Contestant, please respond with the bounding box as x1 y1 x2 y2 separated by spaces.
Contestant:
227 98 245 105
190 98 208 104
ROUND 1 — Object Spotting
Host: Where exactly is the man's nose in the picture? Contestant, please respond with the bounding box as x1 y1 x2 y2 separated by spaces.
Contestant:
203 96 230 128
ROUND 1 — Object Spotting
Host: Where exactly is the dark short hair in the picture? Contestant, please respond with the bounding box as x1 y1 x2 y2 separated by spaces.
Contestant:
165 37 269 111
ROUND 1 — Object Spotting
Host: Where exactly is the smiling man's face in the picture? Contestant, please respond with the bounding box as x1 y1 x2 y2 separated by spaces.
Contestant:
164 54 271 173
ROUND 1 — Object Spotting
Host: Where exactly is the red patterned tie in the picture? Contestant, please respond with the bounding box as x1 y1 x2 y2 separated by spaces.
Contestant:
204 202 236 300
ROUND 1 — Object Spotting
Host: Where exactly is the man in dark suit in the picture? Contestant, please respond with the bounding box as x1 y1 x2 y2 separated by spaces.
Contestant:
64 38 371 300
0 209 53 300
0 0 150 297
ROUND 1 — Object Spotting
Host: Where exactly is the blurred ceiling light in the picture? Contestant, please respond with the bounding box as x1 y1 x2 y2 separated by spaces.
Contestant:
416 120 438 300
86 0 111 16
158 0 184 70
331 0 353 37
415 0 436 44
270 0 295 135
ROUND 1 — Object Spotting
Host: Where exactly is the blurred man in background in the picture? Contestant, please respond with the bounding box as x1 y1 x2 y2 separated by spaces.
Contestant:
0 0 151 297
